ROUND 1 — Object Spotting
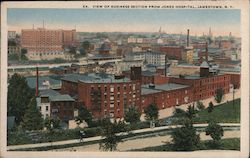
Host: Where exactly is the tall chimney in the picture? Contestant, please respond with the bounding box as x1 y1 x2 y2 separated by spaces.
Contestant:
36 66 39 97
205 42 208 62
165 54 168 76
187 29 189 47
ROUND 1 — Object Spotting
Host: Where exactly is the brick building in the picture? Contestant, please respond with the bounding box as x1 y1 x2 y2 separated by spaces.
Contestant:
21 28 76 60
168 62 231 101
159 46 184 60
61 73 141 119
141 83 193 110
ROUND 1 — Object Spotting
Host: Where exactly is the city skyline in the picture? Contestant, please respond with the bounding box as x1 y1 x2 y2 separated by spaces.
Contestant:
8 9 240 36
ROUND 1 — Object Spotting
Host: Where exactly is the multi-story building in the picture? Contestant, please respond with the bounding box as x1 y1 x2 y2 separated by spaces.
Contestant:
125 50 166 66
8 31 16 39
169 62 231 101
141 83 193 110
21 28 76 60
8 45 21 55
159 46 184 60
61 73 141 119
36 89 75 121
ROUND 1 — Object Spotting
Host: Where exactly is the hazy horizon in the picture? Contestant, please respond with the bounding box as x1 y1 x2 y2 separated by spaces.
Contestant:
8 8 241 37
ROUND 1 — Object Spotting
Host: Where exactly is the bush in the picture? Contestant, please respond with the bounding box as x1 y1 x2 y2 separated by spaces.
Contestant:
208 102 214 113
196 101 205 110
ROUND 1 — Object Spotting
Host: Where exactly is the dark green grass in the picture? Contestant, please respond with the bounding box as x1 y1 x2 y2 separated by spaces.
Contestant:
131 138 240 151
193 99 240 123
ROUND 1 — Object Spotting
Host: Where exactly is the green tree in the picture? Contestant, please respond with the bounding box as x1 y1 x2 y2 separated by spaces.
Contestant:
174 105 197 120
205 120 224 146
20 48 28 61
124 106 141 124
215 88 224 103
8 73 35 125
144 103 159 121
196 101 205 111
78 104 93 126
208 101 214 113
173 108 186 118
186 105 198 120
171 119 200 151
44 117 61 131
21 97 43 131
74 116 82 127
99 118 124 151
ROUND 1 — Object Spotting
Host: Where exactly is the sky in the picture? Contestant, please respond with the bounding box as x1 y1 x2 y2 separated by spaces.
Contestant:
7 9 241 37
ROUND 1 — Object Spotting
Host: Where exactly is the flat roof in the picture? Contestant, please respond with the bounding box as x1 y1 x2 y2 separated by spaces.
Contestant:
141 83 190 95
26 76 61 89
62 73 131 83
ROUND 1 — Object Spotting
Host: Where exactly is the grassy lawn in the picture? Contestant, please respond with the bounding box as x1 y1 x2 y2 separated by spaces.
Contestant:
131 138 240 151
193 99 240 124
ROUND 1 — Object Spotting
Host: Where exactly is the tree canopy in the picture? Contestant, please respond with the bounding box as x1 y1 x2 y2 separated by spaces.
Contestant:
78 103 93 126
21 97 43 131
124 106 141 124
208 101 214 113
44 117 61 131
8 73 35 125
171 119 200 151
205 120 224 144
144 103 159 121
99 118 125 151
215 88 224 103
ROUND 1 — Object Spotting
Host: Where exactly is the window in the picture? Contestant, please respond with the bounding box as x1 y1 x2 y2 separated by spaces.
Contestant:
46 106 49 111
117 86 120 92
39 106 41 111
117 94 120 98
110 87 114 92
104 86 107 92
124 85 126 91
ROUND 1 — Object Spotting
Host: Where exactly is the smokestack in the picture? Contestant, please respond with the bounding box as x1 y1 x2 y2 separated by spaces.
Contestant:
165 54 167 76
205 42 208 62
36 66 39 97
187 29 189 47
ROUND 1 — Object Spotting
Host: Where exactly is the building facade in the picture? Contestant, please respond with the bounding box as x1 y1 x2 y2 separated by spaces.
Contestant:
141 83 193 110
159 46 184 60
21 28 76 60
125 50 166 66
61 73 141 119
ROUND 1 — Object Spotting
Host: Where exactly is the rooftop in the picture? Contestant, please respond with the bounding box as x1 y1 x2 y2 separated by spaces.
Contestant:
39 89 75 102
62 73 131 83
141 83 190 95
26 76 61 89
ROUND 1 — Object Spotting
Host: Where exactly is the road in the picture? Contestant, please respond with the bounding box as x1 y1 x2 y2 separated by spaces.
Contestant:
7 123 240 151
53 130 240 152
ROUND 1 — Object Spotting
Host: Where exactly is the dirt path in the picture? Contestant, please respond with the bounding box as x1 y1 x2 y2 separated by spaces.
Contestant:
53 130 240 152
